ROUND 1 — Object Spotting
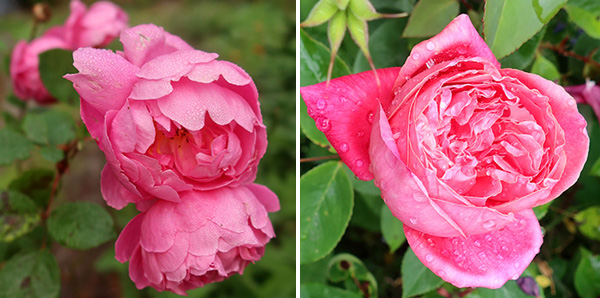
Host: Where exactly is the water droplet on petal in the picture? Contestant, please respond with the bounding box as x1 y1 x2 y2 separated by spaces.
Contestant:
412 52 420 60
317 99 326 109
426 59 434 69
478 252 486 258
367 112 374 124
392 132 401 139
514 262 520 268
357 131 365 137
409 217 418 225
355 159 364 167
452 239 459 246
339 143 349 152
380 180 387 190
357 100 364 106
483 220 496 230
474 240 481 247
438 270 446 277
484 235 492 241
316 117 331 132
426 41 436 51
425 254 434 262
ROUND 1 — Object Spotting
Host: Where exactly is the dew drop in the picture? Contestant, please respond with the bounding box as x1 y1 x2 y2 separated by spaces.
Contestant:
339 143 349 153
367 112 374 124
393 132 401 139
355 159 364 167
380 180 387 190
483 220 496 230
514 262 520 269
452 239 459 246
438 270 446 277
412 52 421 60
317 99 326 109
409 217 418 225
426 41 436 51
501 245 509 251
426 59 435 69
357 131 365 137
478 252 486 258
484 235 492 241
457 45 467 54
357 100 364 106
474 240 481 247
316 117 331 132
425 254 434 262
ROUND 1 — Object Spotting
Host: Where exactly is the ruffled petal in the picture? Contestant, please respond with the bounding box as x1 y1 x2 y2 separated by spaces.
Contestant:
405 209 542 289
246 183 280 213
115 213 144 262
301 67 401 180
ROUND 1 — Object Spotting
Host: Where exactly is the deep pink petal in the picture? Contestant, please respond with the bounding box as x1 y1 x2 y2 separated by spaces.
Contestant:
115 212 144 262
119 24 193 67
64 47 138 115
405 209 542 289
136 49 218 80
100 165 141 209
395 14 499 90
301 67 401 180
502 69 589 203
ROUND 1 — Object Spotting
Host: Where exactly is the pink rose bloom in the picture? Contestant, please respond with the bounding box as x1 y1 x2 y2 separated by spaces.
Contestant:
565 79 600 121
301 15 589 288
10 0 127 104
115 185 279 295
65 24 267 209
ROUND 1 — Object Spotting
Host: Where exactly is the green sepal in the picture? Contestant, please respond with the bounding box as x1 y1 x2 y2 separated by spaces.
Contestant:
301 0 339 27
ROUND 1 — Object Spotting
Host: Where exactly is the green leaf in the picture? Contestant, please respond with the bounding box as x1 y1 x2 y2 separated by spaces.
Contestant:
300 283 362 298
350 192 382 232
565 0 600 40
343 165 380 196
574 248 600 298
531 53 561 82
22 108 76 146
300 29 352 86
300 256 331 284
533 201 551 220
38 49 78 104
39 147 64 163
401 248 444 298
300 161 353 264
47 202 116 250
484 0 550 59
466 280 539 298
1 111 21 132
402 0 459 38
0 251 60 298
327 253 378 297
8 169 54 208
353 18 409 73
0 191 40 242
0 129 34 166
575 206 600 241
533 0 568 23
381 205 405 253
499 26 546 69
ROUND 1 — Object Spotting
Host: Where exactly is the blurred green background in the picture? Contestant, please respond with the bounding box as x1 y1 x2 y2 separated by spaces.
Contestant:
0 0 296 297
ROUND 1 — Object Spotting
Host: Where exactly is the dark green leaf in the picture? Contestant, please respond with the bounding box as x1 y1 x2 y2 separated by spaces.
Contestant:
300 283 362 298
0 129 34 166
466 280 539 298
499 27 546 69
402 0 459 38
402 248 444 298
354 18 409 72
381 205 405 253
343 165 380 197
531 53 561 82
8 169 54 208
300 29 352 87
574 248 600 298
38 49 78 104
47 202 115 250
565 0 600 40
300 256 330 284
22 108 76 146
0 191 40 242
39 147 64 163
6 94 26 110
300 161 353 264
0 251 60 298
574 206 600 241
533 201 551 220
484 0 547 59
350 192 382 232
1 111 21 132
327 253 378 297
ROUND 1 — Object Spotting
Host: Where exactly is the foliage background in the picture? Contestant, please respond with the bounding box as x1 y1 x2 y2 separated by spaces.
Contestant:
0 0 296 297
300 0 600 297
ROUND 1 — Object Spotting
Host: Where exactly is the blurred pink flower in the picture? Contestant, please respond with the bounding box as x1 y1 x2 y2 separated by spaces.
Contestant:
565 79 600 121
10 0 127 104
115 185 279 295
65 24 268 210
301 14 589 288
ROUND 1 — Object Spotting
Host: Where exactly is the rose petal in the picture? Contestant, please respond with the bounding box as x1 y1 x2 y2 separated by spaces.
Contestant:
247 183 280 213
115 212 144 262
405 209 542 289
300 67 401 180
119 24 192 67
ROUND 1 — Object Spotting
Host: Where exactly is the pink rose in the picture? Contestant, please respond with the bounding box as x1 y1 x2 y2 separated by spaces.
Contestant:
565 79 600 121
10 0 128 104
115 185 279 294
65 24 267 209
301 15 589 288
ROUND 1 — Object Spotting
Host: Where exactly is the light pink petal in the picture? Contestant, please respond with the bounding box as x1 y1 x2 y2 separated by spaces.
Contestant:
136 49 218 80
64 48 138 115
300 67 401 180
140 201 178 253
115 213 144 262
187 60 252 86
119 24 193 67
405 209 542 289
154 232 189 272
100 165 141 209
370 106 465 237
502 69 589 203
129 101 156 153
109 104 137 153
247 183 280 212
129 78 173 100
395 14 499 90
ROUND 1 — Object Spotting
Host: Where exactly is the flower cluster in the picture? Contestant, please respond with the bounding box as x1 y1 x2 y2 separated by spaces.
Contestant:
10 0 128 104
65 24 278 294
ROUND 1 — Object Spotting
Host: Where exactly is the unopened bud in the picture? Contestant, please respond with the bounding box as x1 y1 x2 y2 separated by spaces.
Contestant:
32 3 51 23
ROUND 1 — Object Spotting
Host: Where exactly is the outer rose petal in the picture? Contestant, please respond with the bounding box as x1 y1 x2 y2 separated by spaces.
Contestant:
394 14 499 90
300 67 400 180
119 24 192 67
502 69 589 203
247 183 281 212
405 209 542 289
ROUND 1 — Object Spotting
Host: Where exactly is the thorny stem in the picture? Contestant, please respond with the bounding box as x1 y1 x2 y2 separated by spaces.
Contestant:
300 155 339 163
540 41 600 69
